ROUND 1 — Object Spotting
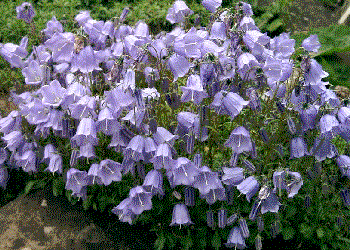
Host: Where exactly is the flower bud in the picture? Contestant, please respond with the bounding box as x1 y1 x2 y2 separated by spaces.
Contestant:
239 218 250 238
287 117 296 134
257 216 264 232
184 186 195 207
249 200 261 221
255 234 262 250
69 149 79 167
227 213 238 226
243 159 256 172
304 194 311 208
259 129 269 142
218 209 227 229
226 185 235 205
207 210 215 228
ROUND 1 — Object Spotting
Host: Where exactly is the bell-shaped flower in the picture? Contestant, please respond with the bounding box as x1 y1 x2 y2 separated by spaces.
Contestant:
180 75 208 105
0 111 22 135
168 157 199 187
237 53 260 80
174 27 204 59
111 198 136 225
290 137 309 159
97 159 123 186
42 16 63 38
166 0 194 24
142 169 164 196
144 67 160 87
71 117 99 147
153 127 179 146
336 155 350 178
340 189 350 207
16 2 35 23
2 131 24 152
41 144 57 165
21 59 45 85
240 1 253 16
192 166 220 195
17 150 37 173
44 32 75 63
69 95 97 120
218 56 236 81
286 171 303 198
70 46 101 73
304 59 328 84
121 105 145 128
211 91 249 120
270 32 295 59
302 34 321 53
96 107 122 135
45 153 62 175
237 176 259 202
311 132 338 161
273 170 288 194
258 187 282 214
299 104 319 132
128 186 152 215
40 80 67 108
75 10 92 27
222 167 244 186
0 148 8 165
202 0 222 13
243 30 270 55
65 168 88 199
338 107 350 126
177 112 201 138
150 143 175 170
0 36 28 68
210 21 226 40
78 143 95 160
168 53 193 82
0 166 8 189
123 135 145 162
199 181 226 204
225 227 246 249
224 126 252 154
170 203 193 226
263 57 293 83
87 163 103 185
319 114 339 135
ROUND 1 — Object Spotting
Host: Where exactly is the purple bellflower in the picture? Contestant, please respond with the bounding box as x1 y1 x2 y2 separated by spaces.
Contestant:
166 0 194 24
111 198 136 225
22 59 45 85
142 169 164 196
45 153 62 175
0 166 8 189
290 137 309 159
42 16 63 38
87 163 103 185
302 35 321 53
128 186 153 215
150 143 175 170
0 36 28 68
202 0 222 13
40 80 67 108
180 74 208 105
168 157 199 187
65 168 89 199
71 117 99 147
221 167 244 186
236 176 259 202
16 2 35 24
225 227 246 249
192 166 221 195
224 126 253 154
336 155 350 178
170 203 193 227
97 159 123 186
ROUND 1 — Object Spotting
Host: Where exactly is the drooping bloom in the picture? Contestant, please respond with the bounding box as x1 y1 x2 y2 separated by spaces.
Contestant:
168 157 199 187
166 0 194 24
180 74 208 105
236 176 259 202
128 186 153 215
224 126 253 154
142 169 164 196
150 143 175 170
22 59 45 85
16 2 35 23
42 16 63 38
65 168 89 197
225 227 246 249
111 198 136 225
71 117 99 147
44 32 75 63
0 36 28 68
290 137 309 159
302 34 321 53
336 155 350 178
202 0 222 13
45 153 62 175
170 203 193 226
40 80 67 107
192 166 221 195
0 166 8 189
2 130 24 152
211 91 250 120
124 135 145 162
286 171 303 198
87 163 103 185
97 159 123 186
199 181 226 205
221 167 244 186
168 53 193 82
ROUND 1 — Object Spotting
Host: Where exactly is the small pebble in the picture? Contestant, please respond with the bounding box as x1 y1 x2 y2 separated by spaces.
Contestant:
41 199 47 207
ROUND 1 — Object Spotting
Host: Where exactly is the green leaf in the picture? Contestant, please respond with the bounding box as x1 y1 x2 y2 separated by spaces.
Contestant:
181 233 193 250
24 180 37 195
155 232 165 250
300 223 313 239
82 196 92 211
52 179 64 197
285 205 297 219
256 12 274 30
317 228 325 238
282 227 295 241
211 231 221 250
266 18 284 33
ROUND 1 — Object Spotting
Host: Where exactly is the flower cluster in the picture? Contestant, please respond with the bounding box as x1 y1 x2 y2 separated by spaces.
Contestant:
0 1 349 249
